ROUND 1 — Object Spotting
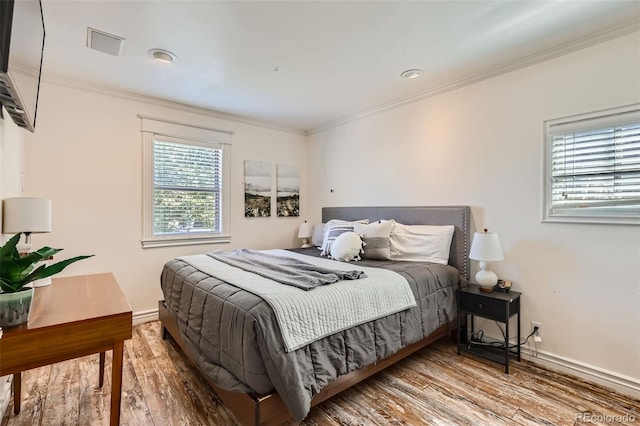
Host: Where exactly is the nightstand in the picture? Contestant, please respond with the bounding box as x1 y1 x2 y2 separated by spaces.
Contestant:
456 285 521 373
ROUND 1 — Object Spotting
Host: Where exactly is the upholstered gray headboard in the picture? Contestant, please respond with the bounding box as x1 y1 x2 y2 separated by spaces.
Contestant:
322 206 471 281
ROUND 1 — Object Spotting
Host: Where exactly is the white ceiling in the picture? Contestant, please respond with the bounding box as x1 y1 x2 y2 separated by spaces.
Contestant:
38 0 640 132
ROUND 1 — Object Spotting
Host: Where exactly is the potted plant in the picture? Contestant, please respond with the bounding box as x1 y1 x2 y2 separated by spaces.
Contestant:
0 233 93 327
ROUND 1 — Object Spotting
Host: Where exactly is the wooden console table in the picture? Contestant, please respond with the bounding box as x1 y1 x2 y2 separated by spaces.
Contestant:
0 273 132 426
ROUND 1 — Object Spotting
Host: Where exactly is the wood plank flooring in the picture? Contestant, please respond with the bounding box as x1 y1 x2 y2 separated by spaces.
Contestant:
2 321 638 425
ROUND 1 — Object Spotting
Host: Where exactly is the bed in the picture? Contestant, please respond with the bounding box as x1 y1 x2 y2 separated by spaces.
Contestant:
159 205 471 425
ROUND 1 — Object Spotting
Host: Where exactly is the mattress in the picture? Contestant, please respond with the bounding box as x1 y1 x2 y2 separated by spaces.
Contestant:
160 247 461 421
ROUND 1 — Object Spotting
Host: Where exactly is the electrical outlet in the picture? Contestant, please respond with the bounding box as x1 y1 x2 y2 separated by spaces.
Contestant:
531 321 542 338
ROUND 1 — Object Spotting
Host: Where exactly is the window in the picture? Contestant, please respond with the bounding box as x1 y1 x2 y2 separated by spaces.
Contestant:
543 104 640 225
141 117 232 248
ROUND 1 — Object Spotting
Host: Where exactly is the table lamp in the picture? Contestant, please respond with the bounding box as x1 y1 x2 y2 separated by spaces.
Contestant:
2 197 53 286
469 228 504 292
298 221 313 248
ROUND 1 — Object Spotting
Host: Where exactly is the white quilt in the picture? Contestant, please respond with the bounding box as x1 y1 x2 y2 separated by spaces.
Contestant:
179 249 416 352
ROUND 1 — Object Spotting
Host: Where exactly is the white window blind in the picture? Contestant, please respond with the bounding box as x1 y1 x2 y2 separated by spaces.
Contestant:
543 105 640 224
141 116 232 248
153 138 223 235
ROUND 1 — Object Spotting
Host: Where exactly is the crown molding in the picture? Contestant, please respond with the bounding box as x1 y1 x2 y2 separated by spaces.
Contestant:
39 19 638 138
41 74 305 136
306 20 640 136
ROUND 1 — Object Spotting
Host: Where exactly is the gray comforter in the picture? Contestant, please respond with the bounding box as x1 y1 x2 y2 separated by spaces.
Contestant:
160 248 461 421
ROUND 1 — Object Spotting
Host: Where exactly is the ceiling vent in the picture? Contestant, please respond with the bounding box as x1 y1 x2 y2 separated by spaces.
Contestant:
87 28 124 57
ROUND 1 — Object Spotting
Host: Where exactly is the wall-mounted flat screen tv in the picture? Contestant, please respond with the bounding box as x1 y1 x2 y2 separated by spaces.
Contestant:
0 0 45 133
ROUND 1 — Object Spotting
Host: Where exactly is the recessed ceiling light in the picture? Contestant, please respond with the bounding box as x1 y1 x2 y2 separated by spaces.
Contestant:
148 48 177 64
400 69 423 79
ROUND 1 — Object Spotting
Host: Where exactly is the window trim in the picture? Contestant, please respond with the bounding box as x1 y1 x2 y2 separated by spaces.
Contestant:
140 116 232 248
541 104 640 225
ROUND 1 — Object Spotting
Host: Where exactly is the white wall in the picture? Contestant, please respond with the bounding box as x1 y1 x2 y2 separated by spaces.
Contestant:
17 82 308 316
308 33 640 389
0 108 25 411
1 113 4 232
0 109 27 242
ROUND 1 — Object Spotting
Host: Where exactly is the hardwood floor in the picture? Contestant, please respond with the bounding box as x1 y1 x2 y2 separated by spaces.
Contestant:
2 321 638 425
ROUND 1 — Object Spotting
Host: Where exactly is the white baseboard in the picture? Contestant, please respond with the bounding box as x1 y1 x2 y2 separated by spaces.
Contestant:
521 348 640 400
133 308 159 326
472 332 640 400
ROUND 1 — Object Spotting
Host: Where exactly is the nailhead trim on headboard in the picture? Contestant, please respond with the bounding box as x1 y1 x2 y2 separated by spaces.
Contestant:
321 205 471 281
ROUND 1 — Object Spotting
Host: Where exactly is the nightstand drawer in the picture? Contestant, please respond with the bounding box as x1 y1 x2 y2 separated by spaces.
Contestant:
459 293 505 321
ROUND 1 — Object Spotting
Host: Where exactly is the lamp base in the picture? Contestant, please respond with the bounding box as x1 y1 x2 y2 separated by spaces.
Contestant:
475 264 498 292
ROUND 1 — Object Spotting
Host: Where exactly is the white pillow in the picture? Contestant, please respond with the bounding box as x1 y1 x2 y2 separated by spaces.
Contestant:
329 232 364 262
354 220 393 260
311 223 325 248
390 223 455 264
320 219 368 256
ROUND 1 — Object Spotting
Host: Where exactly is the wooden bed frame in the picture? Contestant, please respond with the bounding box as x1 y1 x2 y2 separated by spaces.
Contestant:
159 205 471 425
160 300 455 425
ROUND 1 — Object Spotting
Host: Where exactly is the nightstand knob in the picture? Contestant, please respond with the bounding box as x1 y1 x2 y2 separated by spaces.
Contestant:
478 303 484 309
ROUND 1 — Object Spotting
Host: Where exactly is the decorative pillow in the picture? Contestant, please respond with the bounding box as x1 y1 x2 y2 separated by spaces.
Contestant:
311 223 325 248
390 223 455 264
320 219 369 256
329 232 364 262
353 220 393 260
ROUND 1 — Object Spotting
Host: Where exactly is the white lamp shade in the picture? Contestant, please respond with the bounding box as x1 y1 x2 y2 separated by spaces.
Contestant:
469 231 503 261
2 197 52 234
298 221 313 239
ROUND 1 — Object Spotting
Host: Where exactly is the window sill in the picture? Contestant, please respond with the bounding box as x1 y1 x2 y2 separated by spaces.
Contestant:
141 234 231 249
542 214 640 226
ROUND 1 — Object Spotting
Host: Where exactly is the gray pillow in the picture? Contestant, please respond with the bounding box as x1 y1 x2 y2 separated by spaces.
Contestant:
354 220 393 260
311 223 325 247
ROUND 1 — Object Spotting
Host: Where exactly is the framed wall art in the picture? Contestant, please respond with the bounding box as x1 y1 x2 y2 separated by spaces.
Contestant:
244 160 272 217
276 163 300 217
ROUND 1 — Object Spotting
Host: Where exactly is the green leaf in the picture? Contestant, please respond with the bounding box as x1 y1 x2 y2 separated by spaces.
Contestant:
20 255 95 285
0 234 94 293
14 263 47 286
15 247 63 267
0 234 27 283
0 277 23 293
0 233 21 261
